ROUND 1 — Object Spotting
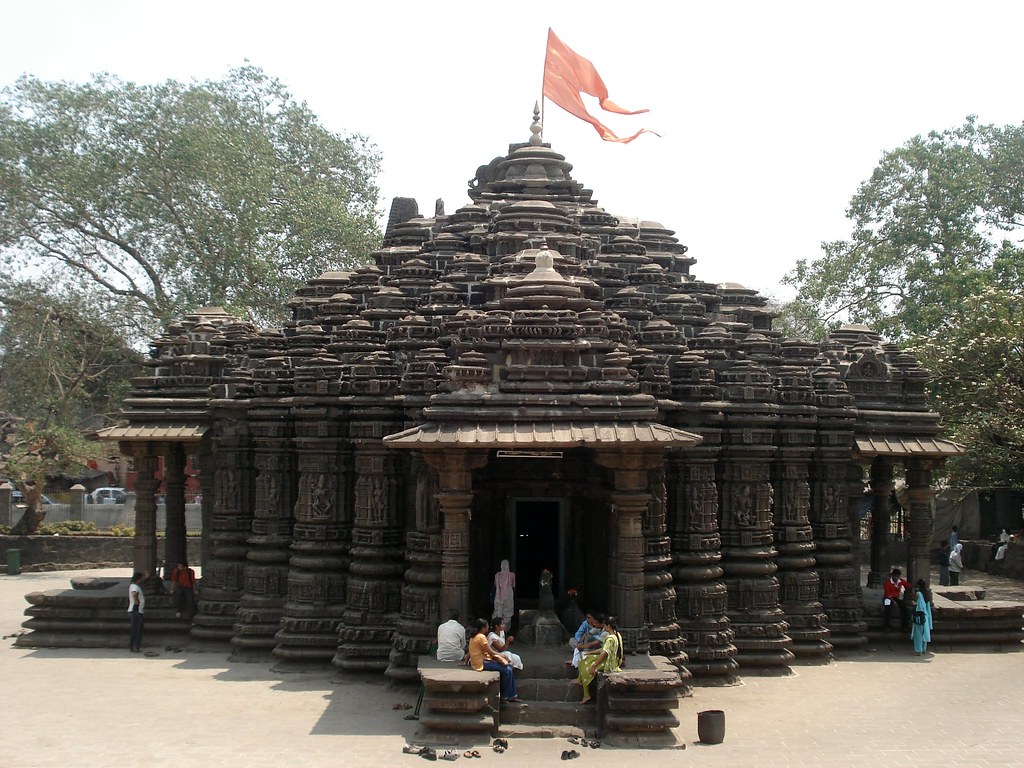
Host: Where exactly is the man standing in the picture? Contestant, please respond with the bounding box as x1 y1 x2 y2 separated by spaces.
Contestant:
936 541 951 586
171 561 197 619
128 572 146 653
436 608 467 663
948 543 964 586
881 568 911 633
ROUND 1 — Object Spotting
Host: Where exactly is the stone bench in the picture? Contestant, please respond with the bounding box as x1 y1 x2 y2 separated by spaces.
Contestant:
417 657 500 735
595 658 685 748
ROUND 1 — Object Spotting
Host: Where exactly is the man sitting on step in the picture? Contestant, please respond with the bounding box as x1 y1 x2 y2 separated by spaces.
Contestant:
567 611 605 669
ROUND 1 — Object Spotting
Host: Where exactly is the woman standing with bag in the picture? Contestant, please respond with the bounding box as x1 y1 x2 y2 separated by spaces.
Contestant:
910 579 934 656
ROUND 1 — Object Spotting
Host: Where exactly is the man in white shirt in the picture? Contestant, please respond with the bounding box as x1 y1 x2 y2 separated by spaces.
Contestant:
436 609 468 663
127 571 146 653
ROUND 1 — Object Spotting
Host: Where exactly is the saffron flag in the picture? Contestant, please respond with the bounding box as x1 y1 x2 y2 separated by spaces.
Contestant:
542 28 658 144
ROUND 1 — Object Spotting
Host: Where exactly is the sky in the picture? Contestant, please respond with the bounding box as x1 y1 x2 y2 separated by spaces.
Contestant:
3 0 1022 301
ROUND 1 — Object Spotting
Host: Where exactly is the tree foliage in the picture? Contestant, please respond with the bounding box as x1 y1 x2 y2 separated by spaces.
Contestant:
0 418 99 534
0 284 139 426
784 117 1024 487
785 117 1024 340
909 288 1024 486
0 65 382 336
0 289 134 532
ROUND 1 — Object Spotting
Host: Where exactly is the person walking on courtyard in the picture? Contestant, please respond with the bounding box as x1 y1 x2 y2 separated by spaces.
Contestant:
128 572 146 653
469 618 522 703
910 579 933 655
936 541 950 586
948 542 964 586
949 525 959 550
171 561 197 619
492 560 516 628
882 568 911 633
577 615 622 705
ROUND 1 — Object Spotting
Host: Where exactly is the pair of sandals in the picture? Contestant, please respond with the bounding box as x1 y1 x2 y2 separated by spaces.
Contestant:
568 736 600 749
561 750 580 760
493 738 510 753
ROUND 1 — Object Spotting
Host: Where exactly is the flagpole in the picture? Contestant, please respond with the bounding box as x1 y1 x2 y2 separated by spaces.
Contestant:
540 27 552 140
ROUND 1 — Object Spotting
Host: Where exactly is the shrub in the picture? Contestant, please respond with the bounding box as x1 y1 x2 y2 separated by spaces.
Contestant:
38 521 98 535
109 524 135 537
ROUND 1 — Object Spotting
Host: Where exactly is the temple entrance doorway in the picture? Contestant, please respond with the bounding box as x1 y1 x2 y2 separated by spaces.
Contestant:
511 497 566 605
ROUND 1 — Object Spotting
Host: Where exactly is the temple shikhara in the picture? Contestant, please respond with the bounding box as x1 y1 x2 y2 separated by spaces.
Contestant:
42 115 963 732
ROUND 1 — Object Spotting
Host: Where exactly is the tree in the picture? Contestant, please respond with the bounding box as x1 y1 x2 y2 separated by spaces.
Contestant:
0 288 136 532
909 288 1024 487
0 418 99 534
0 284 139 426
785 117 1024 486
785 117 1024 340
0 65 382 337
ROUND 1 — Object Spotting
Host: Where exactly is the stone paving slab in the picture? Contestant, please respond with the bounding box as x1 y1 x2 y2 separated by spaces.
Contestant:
3 567 1024 767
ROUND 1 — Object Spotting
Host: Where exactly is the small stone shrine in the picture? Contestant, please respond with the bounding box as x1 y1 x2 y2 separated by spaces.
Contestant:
71 113 963 690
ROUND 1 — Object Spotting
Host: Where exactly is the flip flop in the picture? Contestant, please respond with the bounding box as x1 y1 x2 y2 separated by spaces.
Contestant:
561 750 580 760
463 751 481 758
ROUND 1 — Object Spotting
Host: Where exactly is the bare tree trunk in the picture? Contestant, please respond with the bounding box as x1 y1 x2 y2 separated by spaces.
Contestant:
12 504 47 534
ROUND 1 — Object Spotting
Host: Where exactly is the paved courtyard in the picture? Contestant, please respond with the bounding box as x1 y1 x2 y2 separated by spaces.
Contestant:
2 567 1023 767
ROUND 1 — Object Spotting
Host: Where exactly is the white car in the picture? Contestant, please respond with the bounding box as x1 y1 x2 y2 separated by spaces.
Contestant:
88 487 127 504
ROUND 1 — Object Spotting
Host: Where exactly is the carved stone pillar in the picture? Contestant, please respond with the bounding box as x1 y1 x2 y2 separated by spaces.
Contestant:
333 442 405 672
717 362 791 671
809 365 865 649
668 451 736 680
904 460 935 586
596 450 662 653
644 466 685 663
274 399 353 664
867 458 895 588
194 413 254 645
439 492 474 626
387 453 443 683
194 442 215 575
129 442 161 593
232 400 295 660
163 443 187 578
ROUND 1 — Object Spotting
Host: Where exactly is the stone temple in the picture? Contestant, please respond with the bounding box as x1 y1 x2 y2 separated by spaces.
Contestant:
78 115 962 693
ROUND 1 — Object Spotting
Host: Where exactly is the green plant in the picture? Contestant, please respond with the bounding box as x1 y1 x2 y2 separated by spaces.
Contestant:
109 523 135 537
38 520 98 535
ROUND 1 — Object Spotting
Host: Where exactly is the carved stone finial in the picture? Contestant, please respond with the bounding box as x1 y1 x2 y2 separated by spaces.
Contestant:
530 102 542 146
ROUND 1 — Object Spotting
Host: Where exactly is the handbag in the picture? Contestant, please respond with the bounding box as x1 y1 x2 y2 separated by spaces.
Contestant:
912 610 926 625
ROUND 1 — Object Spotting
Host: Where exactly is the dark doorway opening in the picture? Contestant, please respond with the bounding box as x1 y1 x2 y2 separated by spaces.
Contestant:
514 499 561 603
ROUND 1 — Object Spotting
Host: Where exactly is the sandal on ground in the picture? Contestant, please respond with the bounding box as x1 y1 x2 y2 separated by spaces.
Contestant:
567 737 581 745
589 740 601 748
438 750 460 761
403 744 427 755
492 739 508 749
463 750 481 758
492 745 505 754
419 748 438 761
561 750 580 760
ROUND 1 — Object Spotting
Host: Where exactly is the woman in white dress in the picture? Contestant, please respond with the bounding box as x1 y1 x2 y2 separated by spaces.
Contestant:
487 616 523 670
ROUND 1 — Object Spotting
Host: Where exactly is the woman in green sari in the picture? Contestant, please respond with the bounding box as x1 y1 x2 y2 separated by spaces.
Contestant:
577 615 622 704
